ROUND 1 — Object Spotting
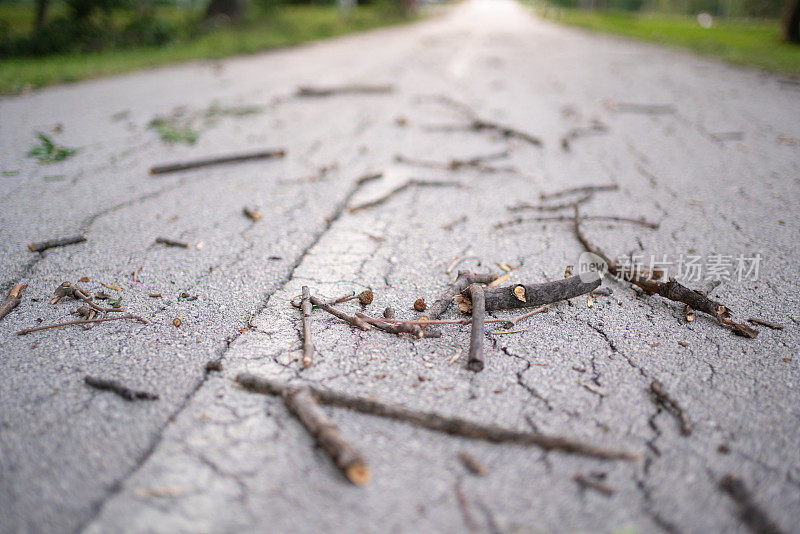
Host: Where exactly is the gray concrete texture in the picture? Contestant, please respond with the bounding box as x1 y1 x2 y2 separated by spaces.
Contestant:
1 0 799 532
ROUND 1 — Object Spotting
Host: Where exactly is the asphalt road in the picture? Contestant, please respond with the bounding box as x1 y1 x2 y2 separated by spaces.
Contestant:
1 1 799 532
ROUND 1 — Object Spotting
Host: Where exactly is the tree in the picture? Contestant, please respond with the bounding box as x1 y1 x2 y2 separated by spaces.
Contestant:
35 0 50 32
785 0 800 43
205 0 245 21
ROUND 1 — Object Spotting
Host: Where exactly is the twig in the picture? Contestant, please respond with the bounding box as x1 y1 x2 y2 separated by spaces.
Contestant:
28 234 86 252
719 474 784 534
348 180 461 213
132 265 142 282
0 283 27 322
50 281 124 313
149 148 286 175
309 296 371 331
356 172 383 185
243 207 262 221
649 380 693 436
685 280 721 322
422 95 543 147
498 305 548 329
155 237 189 248
572 474 614 496
17 314 147 335
462 276 600 312
561 122 608 151
747 318 784 330
615 103 676 115
422 271 499 321
301 286 314 368
458 451 488 476
394 151 516 174
235 374 640 461
84 375 158 401
466 284 486 372
573 206 757 337
354 312 439 338
495 214 659 230
295 84 393 98
540 184 618 201
446 256 481 275
507 192 594 213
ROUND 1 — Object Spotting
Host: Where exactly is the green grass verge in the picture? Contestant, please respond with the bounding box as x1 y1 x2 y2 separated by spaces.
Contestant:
537 6 800 74
0 5 415 95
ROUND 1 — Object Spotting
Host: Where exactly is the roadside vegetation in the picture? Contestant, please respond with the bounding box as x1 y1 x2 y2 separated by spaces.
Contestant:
0 0 417 95
532 0 800 73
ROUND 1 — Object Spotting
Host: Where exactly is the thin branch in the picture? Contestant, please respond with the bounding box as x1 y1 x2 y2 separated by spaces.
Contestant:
462 276 600 312
394 151 516 174
150 148 285 175
295 84 393 98
17 314 147 335
573 207 757 337
84 376 159 401
309 296 371 331
507 192 594 213
301 286 314 368
747 318 784 330
615 103 675 115
50 281 124 313
719 474 784 534
422 271 499 321
540 184 618 201
155 236 189 248
650 380 693 436
348 179 461 213
495 214 659 230
235 374 640 461
0 283 27 322
572 474 614 496
561 121 608 151
28 234 86 253
355 312 441 338
467 284 485 372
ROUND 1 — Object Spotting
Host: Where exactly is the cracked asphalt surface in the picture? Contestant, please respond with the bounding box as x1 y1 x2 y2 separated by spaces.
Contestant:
2 0 799 532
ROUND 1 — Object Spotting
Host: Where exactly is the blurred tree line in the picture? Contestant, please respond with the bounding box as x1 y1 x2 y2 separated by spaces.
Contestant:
1 0 409 56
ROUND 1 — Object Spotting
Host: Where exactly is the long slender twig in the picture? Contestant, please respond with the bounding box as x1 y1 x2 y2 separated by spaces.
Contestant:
495 214 659 230
84 376 159 401
301 286 314 368
354 312 440 338
540 184 618 201
507 192 594 213
309 296 371 331
394 151 516 174
28 234 86 253
150 148 285 175
461 276 600 312
17 314 147 335
235 374 640 461
295 84 393 97
573 206 757 337
0 283 26 322
467 284 486 372
348 179 461 213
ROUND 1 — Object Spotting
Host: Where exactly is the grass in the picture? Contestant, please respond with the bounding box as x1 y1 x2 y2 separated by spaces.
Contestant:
536 5 800 74
0 5 415 95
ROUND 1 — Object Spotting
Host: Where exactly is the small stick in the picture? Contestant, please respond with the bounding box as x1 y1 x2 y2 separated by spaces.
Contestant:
747 318 784 330
235 374 640 461
572 474 614 496
355 312 433 338
50 281 124 313
649 380 693 436
155 237 189 248
84 376 159 401
17 314 147 335
348 180 461 213
540 184 618 201
719 474 784 534
132 265 142 282
309 296 371 331
507 192 594 213
295 84 393 98
685 280 721 322
300 286 314 368
28 234 86 253
0 283 27 322
243 207 262 221
495 214 659 230
467 284 485 372
422 271 499 321
458 451 488 476
394 152 516 174
149 148 286 175
464 276 600 312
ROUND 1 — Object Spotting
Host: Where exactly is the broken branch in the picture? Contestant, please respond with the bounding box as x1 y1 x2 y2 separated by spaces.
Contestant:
28 234 86 253
540 184 618 201
719 474 784 534
235 374 640 461
84 376 159 401
464 276 600 312
650 380 693 436
17 314 147 335
155 237 189 248
309 296 371 331
149 148 286 175
422 271 499 321
467 284 486 372
295 84 393 98
301 286 314 368
495 214 659 230
0 283 27 322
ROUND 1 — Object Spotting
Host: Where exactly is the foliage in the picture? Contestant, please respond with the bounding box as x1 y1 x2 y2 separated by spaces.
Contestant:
28 133 78 164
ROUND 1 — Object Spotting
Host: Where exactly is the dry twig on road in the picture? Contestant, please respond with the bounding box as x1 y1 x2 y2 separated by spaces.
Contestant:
155 236 189 248
295 84 393 98
300 286 314 368
394 151 517 174
495 214 659 230
235 374 641 461
28 234 86 253
348 179 462 213
17 314 147 335
309 296 371 331
421 271 499 321
719 474 784 534
467 284 486 372
149 148 285 175
459 276 600 312
650 380 693 436
0 283 27 322
84 375 159 401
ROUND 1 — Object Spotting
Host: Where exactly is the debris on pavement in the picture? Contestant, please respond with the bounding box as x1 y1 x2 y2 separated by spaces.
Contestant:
149 148 285 175
348 179 462 213
300 286 314 368
572 473 614 496
155 237 190 248
649 380 693 436
28 234 87 253
719 474 784 534
84 376 159 401
0 284 27 322
295 84 394 98
458 451 488 476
